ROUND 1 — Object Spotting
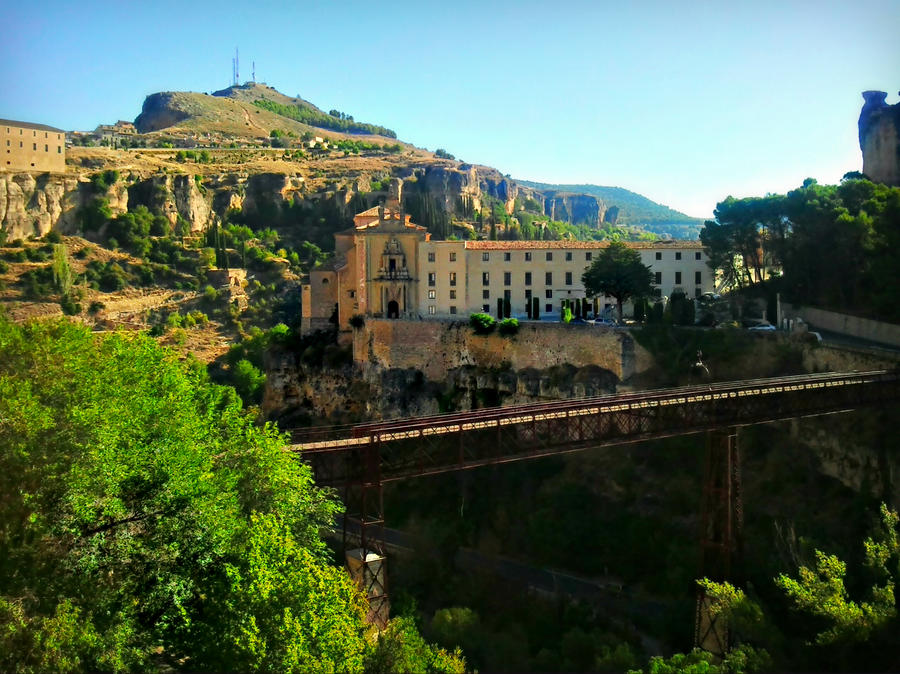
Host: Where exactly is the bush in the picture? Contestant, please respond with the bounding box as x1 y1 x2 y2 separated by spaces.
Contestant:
233 358 266 404
88 301 106 315
498 317 519 336
469 312 496 335
59 295 81 315
44 230 62 243
0 260 7 274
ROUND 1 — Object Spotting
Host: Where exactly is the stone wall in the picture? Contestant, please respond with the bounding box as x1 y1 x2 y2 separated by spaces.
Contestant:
353 319 654 382
783 302 900 348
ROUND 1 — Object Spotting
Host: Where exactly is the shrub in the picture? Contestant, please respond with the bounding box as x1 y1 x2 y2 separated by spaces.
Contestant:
0 260 7 273
59 295 81 315
44 230 62 243
498 317 519 336
203 285 219 303
88 301 106 314
469 312 496 335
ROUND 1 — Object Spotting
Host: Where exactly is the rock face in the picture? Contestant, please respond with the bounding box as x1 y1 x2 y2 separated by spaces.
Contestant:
405 165 607 225
859 90 900 186
0 173 83 239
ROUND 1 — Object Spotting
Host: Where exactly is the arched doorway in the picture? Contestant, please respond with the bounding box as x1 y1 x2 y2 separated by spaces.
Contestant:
387 300 399 319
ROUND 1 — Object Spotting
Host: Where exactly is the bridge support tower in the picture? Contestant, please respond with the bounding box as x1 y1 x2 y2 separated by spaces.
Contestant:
343 439 390 629
695 427 743 656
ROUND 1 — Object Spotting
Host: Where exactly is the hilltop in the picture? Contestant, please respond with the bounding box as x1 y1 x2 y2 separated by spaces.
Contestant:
134 82 402 145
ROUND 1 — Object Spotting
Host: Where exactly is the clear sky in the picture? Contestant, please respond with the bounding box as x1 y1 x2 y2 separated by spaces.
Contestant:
2 0 897 218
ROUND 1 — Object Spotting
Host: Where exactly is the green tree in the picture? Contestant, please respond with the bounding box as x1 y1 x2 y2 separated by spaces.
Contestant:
775 503 898 646
0 317 461 673
581 242 653 323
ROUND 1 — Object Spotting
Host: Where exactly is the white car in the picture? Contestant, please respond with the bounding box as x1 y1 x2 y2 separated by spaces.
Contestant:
748 323 776 331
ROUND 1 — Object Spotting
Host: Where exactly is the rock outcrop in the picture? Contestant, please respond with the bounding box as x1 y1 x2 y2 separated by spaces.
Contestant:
0 173 83 239
859 90 900 186
134 93 191 133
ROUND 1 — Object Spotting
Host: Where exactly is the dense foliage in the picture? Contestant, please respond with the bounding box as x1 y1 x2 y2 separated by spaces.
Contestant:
699 177 900 320
252 99 397 138
0 317 464 673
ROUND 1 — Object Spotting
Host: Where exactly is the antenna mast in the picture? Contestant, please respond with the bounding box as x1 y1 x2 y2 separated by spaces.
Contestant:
252 61 256 82
235 47 240 84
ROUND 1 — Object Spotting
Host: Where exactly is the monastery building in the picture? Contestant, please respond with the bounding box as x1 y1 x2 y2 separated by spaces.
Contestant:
301 180 714 333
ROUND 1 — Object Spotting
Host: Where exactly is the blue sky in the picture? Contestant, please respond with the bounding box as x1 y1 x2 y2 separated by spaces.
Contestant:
2 0 897 218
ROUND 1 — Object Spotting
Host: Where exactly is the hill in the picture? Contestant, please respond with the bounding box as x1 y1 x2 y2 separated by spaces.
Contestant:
516 180 704 238
134 83 400 144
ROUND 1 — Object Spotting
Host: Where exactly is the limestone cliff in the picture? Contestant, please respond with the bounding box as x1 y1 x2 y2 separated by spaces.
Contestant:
0 172 84 239
859 90 900 186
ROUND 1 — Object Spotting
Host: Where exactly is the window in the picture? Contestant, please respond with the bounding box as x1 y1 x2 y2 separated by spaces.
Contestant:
695 251 702 260
482 271 489 286
586 252 592 261
450 289 456 299
695 287 703 298
675 252 682 260
504 271 511 286
546 252 553 261
525 289 532 299
32 143 36 150
675 271 682 284
504 289 511 301
545 272 552 285
482 304 490 312
427 252 435 262
450 252 456 262
565 272 572 286
349 290 355 298
695 271 702 285
504 252 511 261
565 252 572 261
428 272 436 287
483 289 490 299
545 303 553 313
525 252 532 261
449 272 456 286
428 290 436 299
545 289 552 299
44 144 48 152
450 306 457 315
654 271 662 284
655 252 662 260
57 146 61 153
482 252 490 262
428 305 436 315
525 272 532 286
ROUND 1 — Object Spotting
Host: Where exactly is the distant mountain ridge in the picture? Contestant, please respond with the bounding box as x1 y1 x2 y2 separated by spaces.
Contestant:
516 180 704 238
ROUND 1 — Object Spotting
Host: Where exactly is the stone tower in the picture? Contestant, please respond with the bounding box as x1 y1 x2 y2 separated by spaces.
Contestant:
858 90 900 186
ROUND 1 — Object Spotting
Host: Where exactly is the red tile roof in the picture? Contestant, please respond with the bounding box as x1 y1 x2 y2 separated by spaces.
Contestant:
463 239 703 250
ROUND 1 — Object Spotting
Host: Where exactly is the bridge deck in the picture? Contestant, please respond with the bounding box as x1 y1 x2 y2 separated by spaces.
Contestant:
290 370 898 453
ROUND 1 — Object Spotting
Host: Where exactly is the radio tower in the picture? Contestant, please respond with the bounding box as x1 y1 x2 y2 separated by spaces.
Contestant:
252 61 256 83
235 47 240 84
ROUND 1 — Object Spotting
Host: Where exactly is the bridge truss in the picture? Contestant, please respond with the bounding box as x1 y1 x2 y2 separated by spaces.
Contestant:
289 370 900 640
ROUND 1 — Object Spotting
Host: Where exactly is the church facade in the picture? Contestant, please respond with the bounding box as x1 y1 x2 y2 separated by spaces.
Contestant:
301 180 714 333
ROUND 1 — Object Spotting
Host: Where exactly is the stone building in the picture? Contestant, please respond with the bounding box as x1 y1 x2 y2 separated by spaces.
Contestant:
301 179 714 333
1 119 66 173
858 90 900 186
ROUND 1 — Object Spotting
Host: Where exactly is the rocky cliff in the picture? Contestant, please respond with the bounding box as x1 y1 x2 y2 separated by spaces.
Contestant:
859 90 900 186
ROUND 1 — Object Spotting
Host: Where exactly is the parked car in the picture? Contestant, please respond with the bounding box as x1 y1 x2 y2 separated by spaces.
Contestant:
748 323 776 331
